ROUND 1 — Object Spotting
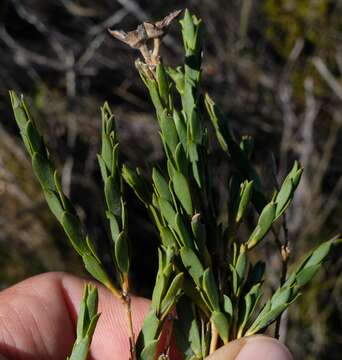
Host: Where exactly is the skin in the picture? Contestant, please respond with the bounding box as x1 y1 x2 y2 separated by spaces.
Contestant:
0 272 293 360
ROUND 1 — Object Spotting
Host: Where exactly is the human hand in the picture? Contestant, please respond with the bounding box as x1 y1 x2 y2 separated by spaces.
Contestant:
0 272 293 360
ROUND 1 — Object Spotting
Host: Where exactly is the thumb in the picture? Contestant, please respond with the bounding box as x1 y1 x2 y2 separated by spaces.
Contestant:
206 336 293 360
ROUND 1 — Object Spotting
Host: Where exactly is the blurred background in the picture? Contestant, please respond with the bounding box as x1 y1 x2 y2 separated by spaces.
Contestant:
0 0 341 358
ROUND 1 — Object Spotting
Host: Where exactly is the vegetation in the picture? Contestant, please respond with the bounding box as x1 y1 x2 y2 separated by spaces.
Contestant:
8 9 340 359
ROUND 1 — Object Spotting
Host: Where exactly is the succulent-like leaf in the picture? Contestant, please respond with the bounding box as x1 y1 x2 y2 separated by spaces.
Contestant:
68 284 100 360
160 109 179 153
211 311 229 343
236 180 253 224
82 254 113 289
156 64 169 107
115 231 130 274
153 168 172 201
172 171 193 215
180 247 204 287
202 268 220 311
247 202 276 250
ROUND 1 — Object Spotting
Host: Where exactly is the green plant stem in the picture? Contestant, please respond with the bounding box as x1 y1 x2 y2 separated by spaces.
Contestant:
122 275 137 360
108 278 136 360
274 213 290 339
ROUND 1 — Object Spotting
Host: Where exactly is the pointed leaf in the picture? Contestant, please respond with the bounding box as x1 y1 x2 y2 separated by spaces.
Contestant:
180 247 204 287
82 254 112 289
115 231 130 274
211 311 229 343
202 268 220 311
173 171 193 215
61 211 86 255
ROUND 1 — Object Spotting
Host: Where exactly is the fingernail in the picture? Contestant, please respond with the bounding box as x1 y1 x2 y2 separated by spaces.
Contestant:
207 336 293 360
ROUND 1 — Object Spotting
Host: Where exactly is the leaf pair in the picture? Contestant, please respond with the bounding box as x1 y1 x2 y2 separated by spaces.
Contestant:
67 284 100 360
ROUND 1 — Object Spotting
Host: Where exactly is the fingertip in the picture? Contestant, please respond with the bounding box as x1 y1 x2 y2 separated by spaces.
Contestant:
207 336 293 360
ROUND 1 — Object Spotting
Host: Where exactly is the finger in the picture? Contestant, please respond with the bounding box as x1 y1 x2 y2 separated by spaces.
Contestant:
0 272 150 360
206 335 293 360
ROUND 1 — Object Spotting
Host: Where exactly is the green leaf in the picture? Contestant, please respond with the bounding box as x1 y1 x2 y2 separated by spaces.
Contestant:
156 64 169 107
10 91 29 132
140 311 160 345
160 272 184 316
160 109 179 153
160 227 177 247
86 313 101 337
275 162 303 220
44 189 64 221
235 246 247 282
173 110 187 149
152 273 167 313
152 168 171 201
275 177 293 218
141 340 159 360
61 211 86 255
175 299 202 358
295 264 320 287
32 152 56 191
223 295 233 317
236 181 253 223
247 202 276 250
26 121 44 154
68 337 90 360
86 285 99 319
82 254 112 288
191 214 211 266
106 211 120 243
180 9 196 49
136 60 164 116
166 67 185 95
246 303 288 336
172 171 193 215
305 240 333 268
122 165 151 205
159 198 176 228
104 176 121 218
270 287 291 309
101 134 113 171
211 311 229 343
97 154 108 181
115 231 130 274
238 283 262 336
86 236 101 263
69 284 99 360
175 214 193 248
189 107 202 144
175 143 188 175
202 268 220 311
180 247 204 287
